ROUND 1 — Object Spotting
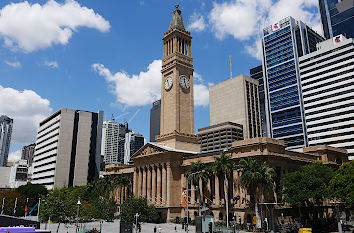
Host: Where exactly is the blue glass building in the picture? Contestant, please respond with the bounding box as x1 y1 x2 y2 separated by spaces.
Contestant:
319 0 354 39
262 17 323 148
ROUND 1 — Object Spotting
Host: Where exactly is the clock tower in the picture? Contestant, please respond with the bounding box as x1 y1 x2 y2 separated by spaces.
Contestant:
156 5 199 151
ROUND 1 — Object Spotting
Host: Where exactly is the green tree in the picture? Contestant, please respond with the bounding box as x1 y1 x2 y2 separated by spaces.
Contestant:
280 163 334 220
0 190 26 216
88 196 116 232
120 197 159 224
40 189 76 233
185 160 209 207
328 161 354 209
237 158 275 228
211 152 235 227
17 183 48 208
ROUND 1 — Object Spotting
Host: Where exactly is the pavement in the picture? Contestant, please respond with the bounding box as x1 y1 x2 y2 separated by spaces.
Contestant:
41 220 196 233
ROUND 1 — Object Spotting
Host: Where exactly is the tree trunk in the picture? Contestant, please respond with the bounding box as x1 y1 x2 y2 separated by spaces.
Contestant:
100 220 103 233
224 173 229 228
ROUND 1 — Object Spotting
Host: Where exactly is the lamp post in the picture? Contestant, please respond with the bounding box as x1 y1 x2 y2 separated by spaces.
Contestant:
75 198 81 233
186 169 205 233
135 213 139 233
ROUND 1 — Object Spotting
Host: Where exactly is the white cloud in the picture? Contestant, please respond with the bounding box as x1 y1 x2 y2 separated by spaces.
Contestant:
193 72 210 107
44 60 59 68
0 0 110 52
92 60 162 107
208 0 322 59
188 12 207 32
93 60 210 107
0 85 52 144
4 60 21 68
8 150 22 162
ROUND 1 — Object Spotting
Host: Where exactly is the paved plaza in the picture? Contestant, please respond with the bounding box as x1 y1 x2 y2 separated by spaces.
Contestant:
41 220 197 233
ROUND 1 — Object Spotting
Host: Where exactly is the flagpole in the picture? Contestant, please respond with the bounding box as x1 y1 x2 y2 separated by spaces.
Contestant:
1 197 4 215
13 198 17 216
25 198 29 218
37 198 41 217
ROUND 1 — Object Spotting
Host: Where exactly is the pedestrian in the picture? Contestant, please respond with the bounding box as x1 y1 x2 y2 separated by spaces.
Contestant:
154 225 157 233
174 224 177 231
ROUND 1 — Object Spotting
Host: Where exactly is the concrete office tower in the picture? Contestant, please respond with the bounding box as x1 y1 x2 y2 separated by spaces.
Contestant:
299 35 354 160
319 0 354 39
250 65 267 137
209 74 262 139
21 143 35 167
262 17 324 149
150 99 161 142
124 132 144 164
198 122 244 152
101 120 128 164
0 115 13 167
31 108 104 189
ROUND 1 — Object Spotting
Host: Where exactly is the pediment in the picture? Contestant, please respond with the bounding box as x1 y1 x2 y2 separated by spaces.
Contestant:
131 143 168 159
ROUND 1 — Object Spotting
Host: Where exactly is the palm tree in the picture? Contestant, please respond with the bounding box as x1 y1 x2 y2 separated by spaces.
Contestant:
211 152 235 227
185 160 209 209
237 157 275 228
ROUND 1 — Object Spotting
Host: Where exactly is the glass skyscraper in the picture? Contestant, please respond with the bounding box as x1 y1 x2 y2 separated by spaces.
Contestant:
250 65 267 137
319 0 354 39
262 17 323 148
0 115 13 167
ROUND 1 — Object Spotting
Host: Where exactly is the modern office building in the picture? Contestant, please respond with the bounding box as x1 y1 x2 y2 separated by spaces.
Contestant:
124 132 144 164
209 74 262 139
21 143 35 167
262 16 323 149
31 108 104 189
150 99 161 142
250 65 267 137
0 159 28 189
0 115 13 167
299 35 354 160
101 120 128 164
319 0 354 39
198 121 244 152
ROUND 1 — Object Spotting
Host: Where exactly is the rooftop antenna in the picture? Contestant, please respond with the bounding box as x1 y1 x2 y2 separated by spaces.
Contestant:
229 55 233 79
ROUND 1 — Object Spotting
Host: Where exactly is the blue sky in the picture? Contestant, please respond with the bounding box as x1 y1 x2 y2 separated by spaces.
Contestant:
0 0 322 161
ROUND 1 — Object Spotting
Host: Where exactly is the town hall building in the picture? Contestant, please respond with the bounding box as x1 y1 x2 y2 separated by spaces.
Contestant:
105 5 348 224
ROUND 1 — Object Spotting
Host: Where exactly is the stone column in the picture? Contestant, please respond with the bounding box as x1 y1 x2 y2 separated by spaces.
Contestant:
166 163 172 206
142 167 147 197
147 166 152 202
157 164 162 205
162 164 167 205
152 165 156 203
215 175 220 206
136 167 141 197
133 168 137 196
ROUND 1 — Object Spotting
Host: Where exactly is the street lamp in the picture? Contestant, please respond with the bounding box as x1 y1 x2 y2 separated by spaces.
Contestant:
135 213 139 233
75 198 81 233
186 169 205 233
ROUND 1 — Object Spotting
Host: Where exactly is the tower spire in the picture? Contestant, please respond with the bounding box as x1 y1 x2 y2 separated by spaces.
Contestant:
169 4 186 31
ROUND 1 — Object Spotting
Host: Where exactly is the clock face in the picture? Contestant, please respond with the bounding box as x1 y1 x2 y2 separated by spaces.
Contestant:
179 75 190 89
164 77 173 90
